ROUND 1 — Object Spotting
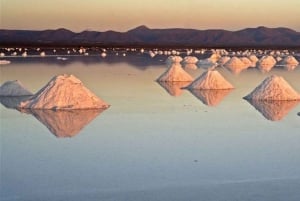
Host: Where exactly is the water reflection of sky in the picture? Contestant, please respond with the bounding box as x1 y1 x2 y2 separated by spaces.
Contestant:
1 55 300 201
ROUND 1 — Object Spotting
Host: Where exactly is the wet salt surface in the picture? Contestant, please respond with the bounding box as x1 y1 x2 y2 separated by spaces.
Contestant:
1 54 300 201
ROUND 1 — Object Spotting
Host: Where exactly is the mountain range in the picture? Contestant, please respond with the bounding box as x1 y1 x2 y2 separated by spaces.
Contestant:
1 25 300 48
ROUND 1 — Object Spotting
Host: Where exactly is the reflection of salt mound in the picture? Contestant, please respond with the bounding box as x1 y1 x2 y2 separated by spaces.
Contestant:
19 74 109 109
244 75 300 100
0 60 11 65
187 70 234 90
224 57 247 74
0 96 32 109
257 56 276 72
0 80 33 96
156 63 193 82
21 109 105 137
166 56 183 64
157 81 191 96
246 99 299 121
189 89 232 106
183 56 198 64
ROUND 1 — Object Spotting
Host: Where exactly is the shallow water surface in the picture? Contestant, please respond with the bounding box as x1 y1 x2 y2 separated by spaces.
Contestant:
1 54 300 201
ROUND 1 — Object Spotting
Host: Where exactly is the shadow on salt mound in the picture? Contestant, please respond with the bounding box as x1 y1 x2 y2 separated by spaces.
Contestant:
245 99 299 121
0 80 33 96
0 96 32 109
189 89 233 106
157 81 191 97
19 108 107 138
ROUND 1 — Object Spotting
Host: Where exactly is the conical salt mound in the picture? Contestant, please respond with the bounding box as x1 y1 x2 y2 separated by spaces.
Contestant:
244 75 300 100
156 63 193 82
0 80 33 96
187 70 234 90
19 74 109 109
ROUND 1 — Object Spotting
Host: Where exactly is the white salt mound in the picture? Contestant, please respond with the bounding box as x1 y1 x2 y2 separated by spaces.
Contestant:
224 57 247 68
218 56 231 65
157 63 193 82
257 56 276 72
166 56 183 64
248 55 258 64
182 56 198 64
244 75 300 100
240 57 253 68
187 70 234 90
278 56 299 65
0 80 33 96
19 74 109 109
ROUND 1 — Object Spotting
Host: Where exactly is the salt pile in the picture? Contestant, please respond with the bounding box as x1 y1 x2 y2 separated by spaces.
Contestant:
22 109 105 137
257 56 276 72
248 54 259 66
182 56 198 64
166 56 183 64
156 63 193 82
189 89 232 106
218 56 231 66
244 75 300 100
240 57 253 68
246 99 299 121
187 70 234 90
224 57 248 74
0 80 33 96
19 74 109 109
278 55 299 66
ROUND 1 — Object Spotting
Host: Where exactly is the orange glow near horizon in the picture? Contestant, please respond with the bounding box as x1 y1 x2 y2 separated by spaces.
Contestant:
1 0 300 32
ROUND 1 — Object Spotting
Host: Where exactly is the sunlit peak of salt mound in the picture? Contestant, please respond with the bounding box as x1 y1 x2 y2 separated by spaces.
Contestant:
166 56 183 64
187 70 234 90
0 80 33 96
278 55 299 65
156 63 193 82
19 74 109 109
182 56 198 64
244 75 300 100
257 55 276 72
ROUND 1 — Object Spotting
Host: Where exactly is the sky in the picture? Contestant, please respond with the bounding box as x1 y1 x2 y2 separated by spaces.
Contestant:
1 0 300 32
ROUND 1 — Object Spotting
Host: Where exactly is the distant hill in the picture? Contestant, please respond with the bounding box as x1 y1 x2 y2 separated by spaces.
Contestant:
1 26 300 48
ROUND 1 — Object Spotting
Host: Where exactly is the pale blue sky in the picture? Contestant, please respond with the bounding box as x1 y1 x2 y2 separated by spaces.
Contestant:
1 0 300 32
